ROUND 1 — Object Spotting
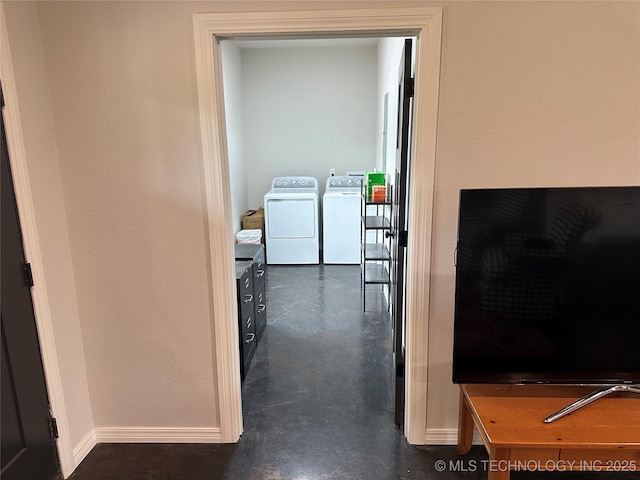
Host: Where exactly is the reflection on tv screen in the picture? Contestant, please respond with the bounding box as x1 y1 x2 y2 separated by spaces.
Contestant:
452 186 640 385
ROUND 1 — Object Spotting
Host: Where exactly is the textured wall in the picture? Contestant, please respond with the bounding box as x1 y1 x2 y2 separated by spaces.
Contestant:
376 37 406 177
241 44 378 206
221 41 249 236
36 0 218 428
428 1 640 431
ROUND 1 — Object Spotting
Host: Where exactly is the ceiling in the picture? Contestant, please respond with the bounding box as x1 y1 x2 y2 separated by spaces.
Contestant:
229 38 380 50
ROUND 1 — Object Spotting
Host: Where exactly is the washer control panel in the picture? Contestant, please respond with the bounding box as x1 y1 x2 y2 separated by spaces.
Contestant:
325 175 364 191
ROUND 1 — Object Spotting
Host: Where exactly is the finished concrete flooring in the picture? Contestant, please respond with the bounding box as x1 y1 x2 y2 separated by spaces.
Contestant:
68 265 634 480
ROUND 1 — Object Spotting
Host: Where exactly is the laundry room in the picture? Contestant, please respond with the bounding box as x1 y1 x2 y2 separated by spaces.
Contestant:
214 25 422 458
220 37 412 401
221 37 409 256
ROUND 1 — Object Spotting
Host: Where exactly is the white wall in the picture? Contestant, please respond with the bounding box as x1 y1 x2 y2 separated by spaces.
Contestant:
34 0 218 431
376 37 406 179
221 41 249 236
428 0 639 435
241 45 378 206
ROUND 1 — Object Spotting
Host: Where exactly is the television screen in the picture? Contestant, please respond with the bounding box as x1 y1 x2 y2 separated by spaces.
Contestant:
452 186 640 385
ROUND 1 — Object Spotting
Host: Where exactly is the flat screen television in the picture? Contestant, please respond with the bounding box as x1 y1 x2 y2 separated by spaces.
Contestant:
452 186 640 386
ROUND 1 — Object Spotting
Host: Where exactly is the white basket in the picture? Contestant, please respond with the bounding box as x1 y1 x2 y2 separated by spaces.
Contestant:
236 229 262 244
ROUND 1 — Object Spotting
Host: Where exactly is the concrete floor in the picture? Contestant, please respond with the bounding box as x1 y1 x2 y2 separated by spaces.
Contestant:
68 265 635 480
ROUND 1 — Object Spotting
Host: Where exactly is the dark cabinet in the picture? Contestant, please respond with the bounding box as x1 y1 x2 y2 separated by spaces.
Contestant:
235 260 256 380
234 244 267 380
234 244 267 342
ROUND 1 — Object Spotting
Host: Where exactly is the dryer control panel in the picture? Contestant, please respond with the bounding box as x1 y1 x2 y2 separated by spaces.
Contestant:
271 177 317 190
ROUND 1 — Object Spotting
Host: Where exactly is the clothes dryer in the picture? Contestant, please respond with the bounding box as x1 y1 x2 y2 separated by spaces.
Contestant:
322 175 365 264
264 177 319 264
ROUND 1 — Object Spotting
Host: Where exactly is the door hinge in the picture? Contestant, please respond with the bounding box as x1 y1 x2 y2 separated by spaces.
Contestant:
406 77 415 98
49 415 59 440
23 263 34 287
399 230 408 248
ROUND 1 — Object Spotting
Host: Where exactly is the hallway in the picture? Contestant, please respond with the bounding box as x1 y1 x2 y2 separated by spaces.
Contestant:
67 265 633 479
69 264 478 479
238 265 403 476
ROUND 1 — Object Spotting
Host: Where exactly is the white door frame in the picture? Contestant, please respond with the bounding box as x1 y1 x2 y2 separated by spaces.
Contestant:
193 7 443 444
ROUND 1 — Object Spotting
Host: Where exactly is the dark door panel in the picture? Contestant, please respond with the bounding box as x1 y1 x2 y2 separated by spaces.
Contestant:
1 88 60 480
392 39 413 430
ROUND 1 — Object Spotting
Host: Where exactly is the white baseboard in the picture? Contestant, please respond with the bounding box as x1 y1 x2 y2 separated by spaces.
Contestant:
424 428 482 446
94 427 223 443
73 429 97 468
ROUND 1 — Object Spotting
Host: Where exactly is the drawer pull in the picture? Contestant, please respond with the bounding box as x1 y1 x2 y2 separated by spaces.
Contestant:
256 270 265 278
243 294 253 303
257 260 262 267
246 317 252 328
257 305 266 312
244 278 250 288
245 333 255 343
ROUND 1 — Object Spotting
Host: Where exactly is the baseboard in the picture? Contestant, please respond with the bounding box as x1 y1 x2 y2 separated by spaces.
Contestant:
424 428 482 445
73 429 97 468
94 427 223 443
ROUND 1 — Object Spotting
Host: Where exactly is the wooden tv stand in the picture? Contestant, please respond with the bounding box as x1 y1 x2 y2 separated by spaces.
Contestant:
457 384 640 480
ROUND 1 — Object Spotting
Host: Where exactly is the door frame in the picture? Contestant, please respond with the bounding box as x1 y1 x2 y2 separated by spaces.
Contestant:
1 18 75 477
193 7 442 444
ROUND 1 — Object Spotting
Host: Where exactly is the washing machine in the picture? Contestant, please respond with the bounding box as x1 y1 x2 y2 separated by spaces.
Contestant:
264 176 319 264
322 175 365 264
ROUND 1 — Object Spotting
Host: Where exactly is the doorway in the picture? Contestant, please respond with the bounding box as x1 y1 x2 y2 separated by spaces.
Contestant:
224 33 414 421
193 7 443 444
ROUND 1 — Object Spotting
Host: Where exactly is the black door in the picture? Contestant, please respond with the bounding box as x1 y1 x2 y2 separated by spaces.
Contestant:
1 85 60 480
390 39 414 430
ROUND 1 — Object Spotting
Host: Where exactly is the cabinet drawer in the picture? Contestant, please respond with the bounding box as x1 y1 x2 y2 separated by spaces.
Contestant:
254 264 266 291
253 247 265 270
240 271 253 297
255 282 267 341
240 310 254 337
239 290 254 320
241 329 256 365
253 248 266 291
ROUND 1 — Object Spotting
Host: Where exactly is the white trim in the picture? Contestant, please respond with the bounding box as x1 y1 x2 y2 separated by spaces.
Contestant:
193 7 442 445
193 12 244 443
424 428 483 446
403 8 443 444
73 429 97 467
95 427 223 443
1 11 76 478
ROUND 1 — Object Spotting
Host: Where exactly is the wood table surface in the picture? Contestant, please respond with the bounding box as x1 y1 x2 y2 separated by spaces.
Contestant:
457 384 640 480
